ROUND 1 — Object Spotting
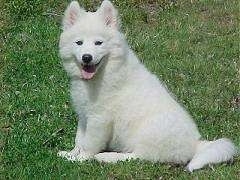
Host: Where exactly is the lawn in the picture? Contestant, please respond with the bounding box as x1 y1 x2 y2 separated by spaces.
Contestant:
1 0 239 179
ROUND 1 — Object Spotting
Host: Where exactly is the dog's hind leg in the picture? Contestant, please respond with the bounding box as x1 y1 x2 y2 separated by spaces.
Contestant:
94 152 137 163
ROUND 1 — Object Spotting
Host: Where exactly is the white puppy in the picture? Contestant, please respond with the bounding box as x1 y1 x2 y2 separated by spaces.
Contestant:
58 0 237 171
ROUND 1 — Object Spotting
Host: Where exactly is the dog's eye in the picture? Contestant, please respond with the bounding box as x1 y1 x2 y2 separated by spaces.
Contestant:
95 41 103 46
75 40 83 45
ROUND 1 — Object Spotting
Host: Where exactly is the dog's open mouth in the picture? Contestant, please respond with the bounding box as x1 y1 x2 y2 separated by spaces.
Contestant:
81 61 101 80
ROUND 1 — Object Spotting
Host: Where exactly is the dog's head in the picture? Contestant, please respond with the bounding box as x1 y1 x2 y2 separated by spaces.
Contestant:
59 0 123 80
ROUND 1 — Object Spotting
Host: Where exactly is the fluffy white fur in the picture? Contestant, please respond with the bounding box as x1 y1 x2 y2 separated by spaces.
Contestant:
58 0 237 172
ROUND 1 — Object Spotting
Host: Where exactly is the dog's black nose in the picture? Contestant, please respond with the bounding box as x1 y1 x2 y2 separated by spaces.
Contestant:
82 54 93 64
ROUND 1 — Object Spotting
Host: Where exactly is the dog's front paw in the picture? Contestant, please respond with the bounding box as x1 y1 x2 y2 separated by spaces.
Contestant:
58 151 77 161
58 149 92 162
74 152 92 162
58 146 82 160
57 150 68 157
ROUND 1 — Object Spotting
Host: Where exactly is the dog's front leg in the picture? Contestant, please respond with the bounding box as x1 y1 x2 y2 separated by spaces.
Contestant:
73 117 111 161
58 120 85 160
81 117 111 156
59 115 111 162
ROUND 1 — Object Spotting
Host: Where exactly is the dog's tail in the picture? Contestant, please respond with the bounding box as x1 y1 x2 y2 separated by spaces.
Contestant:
186 138 237 172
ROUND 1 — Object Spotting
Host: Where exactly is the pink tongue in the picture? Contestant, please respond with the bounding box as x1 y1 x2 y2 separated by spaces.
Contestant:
81 65 96 80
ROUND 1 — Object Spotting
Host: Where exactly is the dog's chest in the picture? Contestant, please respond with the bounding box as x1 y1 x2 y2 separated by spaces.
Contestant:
71 79 138 151
71 79 121 114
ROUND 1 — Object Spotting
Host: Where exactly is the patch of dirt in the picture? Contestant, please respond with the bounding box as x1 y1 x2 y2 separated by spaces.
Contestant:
217 14 234 27
199 7 211 21
140 2 159 14
198 5 235 28
231 96 240 109
139 0 177 24
168 40 179 52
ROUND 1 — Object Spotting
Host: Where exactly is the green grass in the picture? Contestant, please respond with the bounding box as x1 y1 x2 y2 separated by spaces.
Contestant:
1 0 239 179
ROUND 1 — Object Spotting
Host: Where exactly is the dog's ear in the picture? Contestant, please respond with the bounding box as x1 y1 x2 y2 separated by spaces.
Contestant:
62 1 85 30
99 0 119 29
